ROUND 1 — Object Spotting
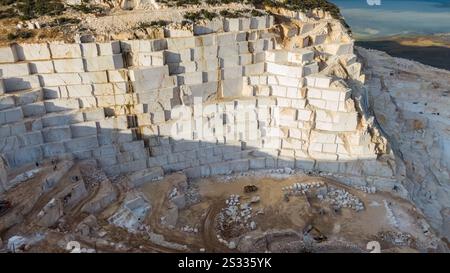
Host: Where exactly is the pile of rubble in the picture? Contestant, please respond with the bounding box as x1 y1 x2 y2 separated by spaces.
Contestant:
217 168 298 183
323 187 364 212
217 195 256 242
378 231 413 247
180 225 198 234
282 181 325 196
355 185 377 194
79 162 109 190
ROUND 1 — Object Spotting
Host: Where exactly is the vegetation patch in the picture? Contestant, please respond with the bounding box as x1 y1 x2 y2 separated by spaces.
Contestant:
184 9 218 22
135 20 169 30
0 0 65 20
219 9 245 18
219 8 265 18
250 9 265 16
69 1 106 15
251 0 342 19
0 7 17 19
205 0 245 5
0 0 15 5
7 29 35 40
171 0 202 7
51 17 81 26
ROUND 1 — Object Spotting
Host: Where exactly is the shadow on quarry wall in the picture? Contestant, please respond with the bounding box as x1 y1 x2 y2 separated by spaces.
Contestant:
1 116 400 193
2 77 37 91
356 40 450 70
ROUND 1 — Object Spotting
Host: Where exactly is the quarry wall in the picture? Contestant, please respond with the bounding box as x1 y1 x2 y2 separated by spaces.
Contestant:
0 13 396 193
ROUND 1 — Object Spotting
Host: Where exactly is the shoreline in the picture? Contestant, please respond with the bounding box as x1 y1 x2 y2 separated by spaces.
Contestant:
355 34 450 71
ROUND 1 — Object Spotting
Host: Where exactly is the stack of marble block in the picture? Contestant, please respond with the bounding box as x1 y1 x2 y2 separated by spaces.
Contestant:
0 13 391 182
0 41 148 174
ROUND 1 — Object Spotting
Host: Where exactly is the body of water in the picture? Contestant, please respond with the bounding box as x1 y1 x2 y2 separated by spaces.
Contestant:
330 0 450 39
329 0 450 70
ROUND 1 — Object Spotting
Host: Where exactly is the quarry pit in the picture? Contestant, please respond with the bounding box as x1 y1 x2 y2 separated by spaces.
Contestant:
0 160 445 253
0 0 449 253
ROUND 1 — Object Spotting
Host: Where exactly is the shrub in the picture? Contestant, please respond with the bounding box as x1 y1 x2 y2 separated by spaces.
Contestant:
155 0 176 7
52 17 81 26
7 29 35 40
219 10 244 18
0 7 17 19
205 0 221 5
174 0 201 7
0 0 16 5
205 0 244 5
184 9 218 22
137 20 168 29
150 20 169 27
69 1 105 14
16 0 65 20
180 20 192 27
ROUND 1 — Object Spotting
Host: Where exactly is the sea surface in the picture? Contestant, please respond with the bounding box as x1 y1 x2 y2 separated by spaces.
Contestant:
330 0 450 39
330 0 450 69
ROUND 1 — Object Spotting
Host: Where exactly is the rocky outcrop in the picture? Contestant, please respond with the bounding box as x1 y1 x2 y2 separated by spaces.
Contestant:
357 47 450 241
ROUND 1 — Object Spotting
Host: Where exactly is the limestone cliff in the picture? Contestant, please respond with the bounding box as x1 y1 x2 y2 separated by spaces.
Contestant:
357 47 450 242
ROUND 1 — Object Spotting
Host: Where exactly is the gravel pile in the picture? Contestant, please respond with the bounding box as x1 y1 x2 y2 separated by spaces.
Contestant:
282 181 325 196
323 187 365 212
216 194 256 248
282 182 365 212
355 185 377 194
378 231 413 247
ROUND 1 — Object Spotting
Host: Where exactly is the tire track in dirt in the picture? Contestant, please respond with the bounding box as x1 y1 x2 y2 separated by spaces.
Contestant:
201 201 232 253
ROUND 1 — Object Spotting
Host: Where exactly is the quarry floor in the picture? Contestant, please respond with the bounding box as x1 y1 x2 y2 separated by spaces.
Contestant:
0 161 446 253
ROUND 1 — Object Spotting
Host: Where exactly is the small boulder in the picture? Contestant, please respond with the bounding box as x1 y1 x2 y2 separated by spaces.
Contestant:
36 198 63 227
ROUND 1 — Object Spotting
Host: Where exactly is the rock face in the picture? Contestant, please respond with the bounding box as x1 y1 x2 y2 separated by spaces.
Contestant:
357 47 450 241
0 12 391 184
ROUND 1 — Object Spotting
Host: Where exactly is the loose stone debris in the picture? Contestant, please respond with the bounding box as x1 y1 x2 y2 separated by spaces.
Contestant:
217 194 256 239
0 0 448 253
